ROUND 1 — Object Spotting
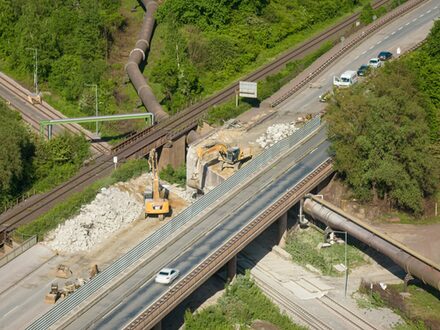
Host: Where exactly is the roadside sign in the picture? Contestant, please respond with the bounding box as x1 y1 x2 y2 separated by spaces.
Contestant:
113 156 118 169
239 81 257 98
396 47 401 55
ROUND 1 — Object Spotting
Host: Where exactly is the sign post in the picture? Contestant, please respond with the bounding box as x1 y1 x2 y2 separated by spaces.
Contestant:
237 81 258 107
113 156 118 169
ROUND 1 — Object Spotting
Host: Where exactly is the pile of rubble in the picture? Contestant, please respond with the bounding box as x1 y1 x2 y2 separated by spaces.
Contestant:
256 123 298 149
45 187 143 253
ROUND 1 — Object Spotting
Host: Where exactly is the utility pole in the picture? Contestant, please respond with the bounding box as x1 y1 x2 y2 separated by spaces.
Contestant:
27 48 39 95
86 84 99 136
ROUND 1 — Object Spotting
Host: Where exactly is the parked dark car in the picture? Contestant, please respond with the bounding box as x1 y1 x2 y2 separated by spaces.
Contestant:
357 64 369 76
378 51 393 61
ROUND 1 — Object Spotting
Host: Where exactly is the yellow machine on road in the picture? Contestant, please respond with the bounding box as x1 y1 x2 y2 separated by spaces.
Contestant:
144 149 170 220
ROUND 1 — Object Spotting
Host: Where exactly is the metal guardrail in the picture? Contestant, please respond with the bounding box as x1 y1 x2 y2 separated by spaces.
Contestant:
0 235 37 268
27 116 321 330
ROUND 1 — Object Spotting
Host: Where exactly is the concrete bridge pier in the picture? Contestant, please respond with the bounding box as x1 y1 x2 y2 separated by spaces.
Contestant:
227 255 237 282
158 135 186 170
277 212 288 248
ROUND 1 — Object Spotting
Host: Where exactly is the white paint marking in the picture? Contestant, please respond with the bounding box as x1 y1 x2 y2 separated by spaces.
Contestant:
419 14 424 18
398 26 403 30
354 55 360 60
384 35 389 40
412 18 417 22
369 45 375 50
361 50 367 55
391 31 396 35
426 9 431 14
377 40 382 45
405 22 410 26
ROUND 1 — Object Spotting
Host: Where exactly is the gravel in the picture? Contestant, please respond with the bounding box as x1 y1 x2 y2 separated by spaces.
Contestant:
256 123 298 149
45 187 143 253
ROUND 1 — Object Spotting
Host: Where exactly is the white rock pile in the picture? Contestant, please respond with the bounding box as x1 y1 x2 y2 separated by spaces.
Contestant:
256 123 298 149
45 187 143 253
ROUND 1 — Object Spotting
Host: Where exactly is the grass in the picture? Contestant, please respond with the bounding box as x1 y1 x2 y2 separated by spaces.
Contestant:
184 272 305 330
380 212 440 225
14 159 148 241
285 227 368 276
356 281 440 329
159 164 186 187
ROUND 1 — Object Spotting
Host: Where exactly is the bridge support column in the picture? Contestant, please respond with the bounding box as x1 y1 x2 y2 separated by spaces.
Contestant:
277 212 288 248
158 135 186 171
227 255 237 282
151 320 162 330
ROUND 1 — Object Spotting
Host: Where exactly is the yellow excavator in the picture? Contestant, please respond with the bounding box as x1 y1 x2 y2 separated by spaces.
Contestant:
144 149 170 220
196 143 252 171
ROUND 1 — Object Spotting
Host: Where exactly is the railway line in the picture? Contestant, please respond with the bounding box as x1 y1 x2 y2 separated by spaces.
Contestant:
239 254 379 330
0 0 422 238
0 73 109 154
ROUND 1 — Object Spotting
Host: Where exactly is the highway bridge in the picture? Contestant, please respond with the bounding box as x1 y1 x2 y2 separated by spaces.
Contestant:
29 119 333 329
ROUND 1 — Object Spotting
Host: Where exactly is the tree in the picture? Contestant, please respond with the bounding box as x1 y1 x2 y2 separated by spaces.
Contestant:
326 61 438 214
0 103 34 206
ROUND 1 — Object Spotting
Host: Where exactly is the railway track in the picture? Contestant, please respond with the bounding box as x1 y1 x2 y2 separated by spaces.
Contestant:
113 0 394 154
0 0 417 235
240 255 379 330
0 73 110 154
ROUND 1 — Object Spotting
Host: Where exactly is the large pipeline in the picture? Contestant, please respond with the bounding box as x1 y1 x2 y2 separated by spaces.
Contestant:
125 0 169 122
303 197 440 291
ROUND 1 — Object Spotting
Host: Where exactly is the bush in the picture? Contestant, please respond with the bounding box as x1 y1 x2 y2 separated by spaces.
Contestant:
159 164 186 187
185 272 305 329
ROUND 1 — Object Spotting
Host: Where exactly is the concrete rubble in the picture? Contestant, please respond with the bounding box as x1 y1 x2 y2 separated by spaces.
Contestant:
45 187 143 253
256 122 298 149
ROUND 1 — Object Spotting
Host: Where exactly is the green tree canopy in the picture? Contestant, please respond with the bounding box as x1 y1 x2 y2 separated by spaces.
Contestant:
326 61 438 214
0 103 34 205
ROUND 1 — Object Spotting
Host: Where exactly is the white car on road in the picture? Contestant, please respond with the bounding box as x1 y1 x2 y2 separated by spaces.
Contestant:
368 58 382 68
155 268 180 284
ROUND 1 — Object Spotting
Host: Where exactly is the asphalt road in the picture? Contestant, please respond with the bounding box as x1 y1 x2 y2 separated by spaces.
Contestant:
61 126 330 329
277 0 439 115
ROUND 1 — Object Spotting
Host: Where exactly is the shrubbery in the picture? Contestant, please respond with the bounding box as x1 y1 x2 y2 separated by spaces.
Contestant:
184 272 304 329
326 21 440 214
159 164 186 187
0 101 91 210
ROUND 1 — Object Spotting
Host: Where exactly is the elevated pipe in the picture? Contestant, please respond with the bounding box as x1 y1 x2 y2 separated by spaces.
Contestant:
303 197 440 291
125 0 169 122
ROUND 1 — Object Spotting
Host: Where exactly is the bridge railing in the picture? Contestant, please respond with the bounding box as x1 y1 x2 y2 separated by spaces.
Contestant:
27 116 321 330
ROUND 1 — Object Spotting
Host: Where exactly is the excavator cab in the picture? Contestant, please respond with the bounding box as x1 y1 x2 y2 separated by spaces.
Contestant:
224 147 241 163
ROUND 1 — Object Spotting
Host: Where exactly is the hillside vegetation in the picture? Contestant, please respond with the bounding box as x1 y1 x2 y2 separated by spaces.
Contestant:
150 0 372 113
326 20 440 214
0 101 90 211
0 0 125 117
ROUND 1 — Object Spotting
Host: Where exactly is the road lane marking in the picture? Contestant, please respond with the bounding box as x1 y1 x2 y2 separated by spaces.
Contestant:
398 26 403 30
354 55 360 60
384 35 389 40
412 18 417 22
426 9 431 14
369 45 375 50
391 31 396 35
377 40 382 45
419 14 424 18
361 50 367 55
405 22 410 26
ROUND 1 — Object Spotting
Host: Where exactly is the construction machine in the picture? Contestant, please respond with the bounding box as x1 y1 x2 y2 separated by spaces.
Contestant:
188 143 252 191
196 143 252 171
144 149 170 220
